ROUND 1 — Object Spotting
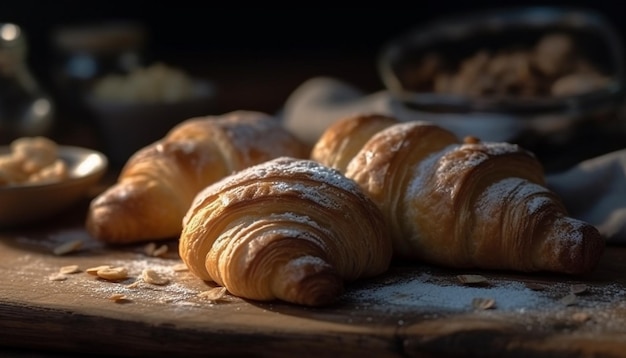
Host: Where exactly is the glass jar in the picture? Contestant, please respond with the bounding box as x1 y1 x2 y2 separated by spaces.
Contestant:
49 20 148 144
0 23 55 144
50 20 147 95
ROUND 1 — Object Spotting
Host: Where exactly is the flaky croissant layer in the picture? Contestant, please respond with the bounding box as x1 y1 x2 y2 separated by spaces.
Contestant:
179 157 393 306
86 110 309 244
312 114 605 275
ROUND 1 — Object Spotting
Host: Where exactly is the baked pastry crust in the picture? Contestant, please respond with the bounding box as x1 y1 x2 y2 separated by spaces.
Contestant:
86 110 309 244
312 114 605 274
179 157 392 306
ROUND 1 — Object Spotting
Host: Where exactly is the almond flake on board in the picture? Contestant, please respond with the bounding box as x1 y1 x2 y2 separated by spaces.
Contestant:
457 274 489 285
86 265 111 275
144 242 157 256
172 263 189 272
560 293 578 306
59 265 81 275
472 297 496 310
198 287 227 302
141 268 169 285
126 280 141 289
109 293 130 303
52 239 84 255
48 273 67 281
144 242 168 257
525 282 548 291
571 284 589 295
95 266 128 281
571 311 591 323
152 244 168 257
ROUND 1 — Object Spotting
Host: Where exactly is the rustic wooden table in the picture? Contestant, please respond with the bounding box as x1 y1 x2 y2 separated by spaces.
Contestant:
2 50 626 357
0 194 625 358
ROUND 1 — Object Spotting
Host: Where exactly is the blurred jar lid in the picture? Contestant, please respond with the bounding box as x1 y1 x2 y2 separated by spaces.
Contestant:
52 20 147 55
0 23 25 49
0 23 28 67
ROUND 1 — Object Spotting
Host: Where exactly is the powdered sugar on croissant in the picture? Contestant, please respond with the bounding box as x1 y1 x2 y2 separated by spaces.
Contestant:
179 157 392 306
312 114 604 275
86 110 309 244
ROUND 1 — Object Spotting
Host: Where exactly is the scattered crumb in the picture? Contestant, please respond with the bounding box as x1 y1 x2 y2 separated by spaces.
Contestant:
48 273 67 281
172 263 188 272
560 293 578 306
126 280 141 289
141 268 170 286
52 239 84 256
571 311 591 323
144 242 168 257
571 284 588 295
59 264 81 275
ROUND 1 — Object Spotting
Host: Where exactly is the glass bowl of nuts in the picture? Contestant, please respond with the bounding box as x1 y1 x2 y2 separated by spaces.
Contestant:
84 62 217 168
378 6 626 172
0 137 108 227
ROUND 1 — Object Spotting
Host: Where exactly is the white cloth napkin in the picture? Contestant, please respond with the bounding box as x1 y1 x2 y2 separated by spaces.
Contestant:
281 76 626 244
546 150 626 243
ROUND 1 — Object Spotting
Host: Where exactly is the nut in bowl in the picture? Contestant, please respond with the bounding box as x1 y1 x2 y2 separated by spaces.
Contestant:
0 137 108 227
85 62 217 167
378 6 626 171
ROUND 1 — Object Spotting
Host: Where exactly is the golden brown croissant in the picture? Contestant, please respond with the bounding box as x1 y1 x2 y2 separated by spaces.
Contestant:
86 110 309 244
311 114 605 275
179 156 393 306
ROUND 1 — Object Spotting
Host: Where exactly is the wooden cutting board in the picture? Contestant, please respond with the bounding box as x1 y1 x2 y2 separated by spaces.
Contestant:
1 196 626 358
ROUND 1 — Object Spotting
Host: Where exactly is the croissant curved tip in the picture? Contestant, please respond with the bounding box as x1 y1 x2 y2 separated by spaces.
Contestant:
273 256 345 307
544 217 606 275
280 271 344 307
572 223 606 275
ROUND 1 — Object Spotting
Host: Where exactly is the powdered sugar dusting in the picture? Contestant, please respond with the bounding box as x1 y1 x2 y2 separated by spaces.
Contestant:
476 177 550 217
207 157 366 209
344 273 548 312
267 212 331 239
438 142 523 182
549 216 586 260
475 177 592 263
406 147 448 199
80 258 204 306
291 255 328 267
381 121 433 137
437 148 488 179
215 112 304 167
468 141 525 156
287 255 332 281
407 140 532 201
274 182 337 209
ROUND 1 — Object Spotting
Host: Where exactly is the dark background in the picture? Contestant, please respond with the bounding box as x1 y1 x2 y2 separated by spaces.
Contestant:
6 1 626 106
7 1 625 56
4 0 626 170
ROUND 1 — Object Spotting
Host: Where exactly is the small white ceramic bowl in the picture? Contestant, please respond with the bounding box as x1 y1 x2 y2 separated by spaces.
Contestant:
0 146 108 227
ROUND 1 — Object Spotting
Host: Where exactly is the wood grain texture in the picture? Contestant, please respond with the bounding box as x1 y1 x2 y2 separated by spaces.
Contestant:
1 199 625 358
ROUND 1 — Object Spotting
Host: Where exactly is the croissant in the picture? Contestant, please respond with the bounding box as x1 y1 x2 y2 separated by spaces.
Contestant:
179 156 392 306
86 110 309 244
311 114 605 275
